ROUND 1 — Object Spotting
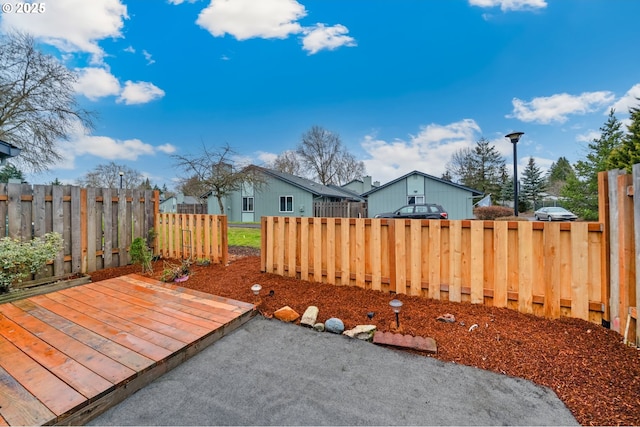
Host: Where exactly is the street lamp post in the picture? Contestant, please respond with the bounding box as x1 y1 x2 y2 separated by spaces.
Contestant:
505 132 524 216
119 171 124 189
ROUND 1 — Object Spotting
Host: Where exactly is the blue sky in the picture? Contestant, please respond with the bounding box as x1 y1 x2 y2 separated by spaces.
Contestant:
2 0 640 190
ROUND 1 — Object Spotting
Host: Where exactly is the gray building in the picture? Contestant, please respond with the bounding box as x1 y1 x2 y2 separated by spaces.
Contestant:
159 194 206 213
362 170 482 220
205 166 363 222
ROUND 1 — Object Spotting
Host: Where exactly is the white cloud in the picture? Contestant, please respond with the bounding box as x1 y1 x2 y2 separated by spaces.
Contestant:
54 121 173 169
469 0 547 11
256 151 278 165
168 0 198 4
142 50 156 65
157 144 177 154
117 81 165 105
576 130 601 143
302 24 356 55
361 119 482 184
508 91 615 124
609 83 640 115
0 0 128 63
75 67 121 100
123 45 136 53
196 0 305 40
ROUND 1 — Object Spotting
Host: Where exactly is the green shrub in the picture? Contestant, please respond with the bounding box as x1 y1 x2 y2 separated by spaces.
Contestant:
130 237 153 273
473 206 515 220
0 232 64 293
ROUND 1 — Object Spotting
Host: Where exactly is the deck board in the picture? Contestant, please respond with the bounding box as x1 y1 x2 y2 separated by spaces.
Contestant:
0 274 255 426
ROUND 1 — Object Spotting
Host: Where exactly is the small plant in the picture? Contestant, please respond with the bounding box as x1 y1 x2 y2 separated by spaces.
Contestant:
0 232 64 293
130 237 153 273
160 258 192 282
196 258 211 266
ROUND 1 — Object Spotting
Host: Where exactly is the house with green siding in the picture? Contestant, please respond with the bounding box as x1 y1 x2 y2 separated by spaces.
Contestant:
361 170 482 220
205 166 363 222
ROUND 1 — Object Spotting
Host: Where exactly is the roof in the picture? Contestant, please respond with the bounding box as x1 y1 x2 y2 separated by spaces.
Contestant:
361 170 483 197
0 140 21 159
252 166 364 201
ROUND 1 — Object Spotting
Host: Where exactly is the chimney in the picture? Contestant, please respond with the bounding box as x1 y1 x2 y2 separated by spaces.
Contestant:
373 180 380 187
363 176 372 192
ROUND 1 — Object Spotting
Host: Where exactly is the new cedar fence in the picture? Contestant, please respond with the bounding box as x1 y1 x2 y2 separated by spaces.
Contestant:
261 216 606 323
155 213 228 264
0 183 158 280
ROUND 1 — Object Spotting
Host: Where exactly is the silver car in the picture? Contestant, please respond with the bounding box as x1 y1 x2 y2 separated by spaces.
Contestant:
533 207 578 221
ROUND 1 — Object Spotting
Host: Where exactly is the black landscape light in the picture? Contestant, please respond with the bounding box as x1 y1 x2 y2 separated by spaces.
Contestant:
389 299 403 328
505 132 524 216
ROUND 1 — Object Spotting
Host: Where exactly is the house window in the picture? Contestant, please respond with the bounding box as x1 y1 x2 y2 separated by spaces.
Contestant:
242 196 254 212
279 196 294 212
407 195 425 205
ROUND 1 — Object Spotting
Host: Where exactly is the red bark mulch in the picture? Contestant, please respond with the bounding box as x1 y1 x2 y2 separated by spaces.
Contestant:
89 248 640 426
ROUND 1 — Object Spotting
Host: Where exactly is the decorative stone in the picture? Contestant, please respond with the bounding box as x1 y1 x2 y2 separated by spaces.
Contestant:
324 317 345 334
343 325 377 341
313 322 325 332
436 313 456 323
274 306 300 322
300 306 319 327
373 331 437 354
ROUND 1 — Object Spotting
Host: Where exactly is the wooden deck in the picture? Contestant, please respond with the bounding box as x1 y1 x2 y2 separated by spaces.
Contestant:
0 274 255 426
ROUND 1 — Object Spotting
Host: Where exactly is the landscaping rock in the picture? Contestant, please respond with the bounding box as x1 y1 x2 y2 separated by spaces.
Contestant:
343 324 377 341
313 322 325 332
325 317 345 334
437 313 456 323
300 306 319 327
274 306 300 322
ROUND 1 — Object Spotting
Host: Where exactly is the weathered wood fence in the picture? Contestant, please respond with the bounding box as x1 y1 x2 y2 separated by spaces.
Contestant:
314 201 367 218
601 168 639 345
0 183 158 279
155 213 228 264
261 216 606 323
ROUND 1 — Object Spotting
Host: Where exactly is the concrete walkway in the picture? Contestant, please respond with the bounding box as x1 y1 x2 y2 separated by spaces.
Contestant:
89 316 578 426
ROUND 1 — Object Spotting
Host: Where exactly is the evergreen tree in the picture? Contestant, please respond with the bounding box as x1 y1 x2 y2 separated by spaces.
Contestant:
521 157 546 211
546 157 575 196
562 109 624 220
607 100 640 172
446 138 506 196
0 163 24 183
50 178 62 185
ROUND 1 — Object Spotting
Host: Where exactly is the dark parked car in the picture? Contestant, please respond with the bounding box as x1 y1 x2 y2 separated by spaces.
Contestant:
533 207 578 221
374 204 448 219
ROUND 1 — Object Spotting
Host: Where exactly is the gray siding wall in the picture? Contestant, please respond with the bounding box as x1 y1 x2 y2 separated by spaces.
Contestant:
367 174 475 220
253 176 315 218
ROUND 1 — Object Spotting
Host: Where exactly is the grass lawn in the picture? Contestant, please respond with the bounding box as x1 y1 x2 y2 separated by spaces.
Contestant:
227 227 261 248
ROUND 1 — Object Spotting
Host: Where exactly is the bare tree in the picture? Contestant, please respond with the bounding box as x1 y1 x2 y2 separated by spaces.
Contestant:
296 125 366 185
76 162 144 189
0 32 94 172
270 150 304 176
172 143 264 214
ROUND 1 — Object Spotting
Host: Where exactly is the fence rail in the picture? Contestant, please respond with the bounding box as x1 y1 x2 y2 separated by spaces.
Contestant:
262 217 606 323
156 213 228 264
0 183 158 279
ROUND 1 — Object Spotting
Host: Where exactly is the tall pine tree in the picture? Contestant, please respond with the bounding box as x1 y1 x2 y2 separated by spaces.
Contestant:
521 157 546 211
607 100 640 172
562 109 624 220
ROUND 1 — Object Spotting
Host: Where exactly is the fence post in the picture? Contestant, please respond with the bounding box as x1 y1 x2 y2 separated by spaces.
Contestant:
633 164 640 345
608 169 623 331
598 171 611 325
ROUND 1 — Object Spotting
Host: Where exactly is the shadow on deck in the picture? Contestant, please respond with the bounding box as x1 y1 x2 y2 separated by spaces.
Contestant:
0 274 255 426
